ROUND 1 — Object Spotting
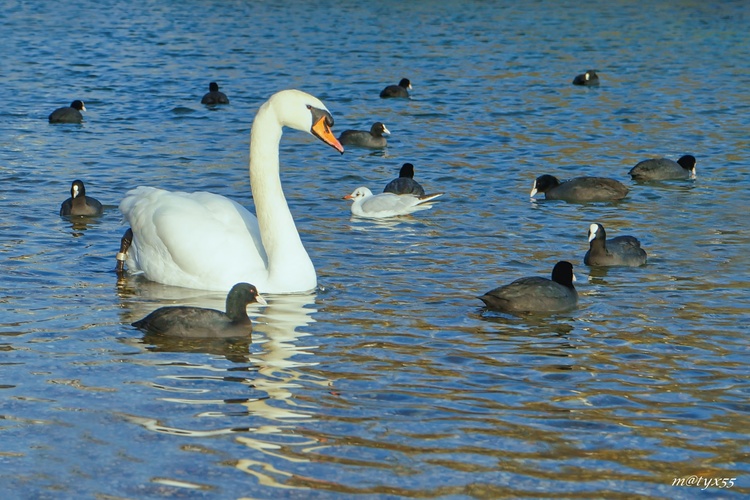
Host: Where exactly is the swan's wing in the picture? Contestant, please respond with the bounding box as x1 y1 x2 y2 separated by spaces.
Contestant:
120 187 267 290
153 191 267 270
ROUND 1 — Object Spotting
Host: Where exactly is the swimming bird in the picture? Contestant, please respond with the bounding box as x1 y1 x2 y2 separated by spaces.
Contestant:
201 82 230 105
572 70 599 86
131 283 266 338
118 89 344 293
584 223 647 267
49 100 86 123
380 78 412 98
479 261 578 314
344 187 442 218
60 180 103 216
338 122 390 149
628 155 696 181
383 163 425 196
530 175 628 203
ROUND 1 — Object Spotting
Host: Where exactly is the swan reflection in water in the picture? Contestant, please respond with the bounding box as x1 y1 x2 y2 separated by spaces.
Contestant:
117 281 331 489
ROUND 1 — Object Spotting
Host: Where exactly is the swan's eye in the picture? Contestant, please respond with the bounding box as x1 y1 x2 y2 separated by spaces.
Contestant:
306 104 312 110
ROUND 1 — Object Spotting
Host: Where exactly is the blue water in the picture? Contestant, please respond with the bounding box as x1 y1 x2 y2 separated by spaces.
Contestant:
1 0 749 498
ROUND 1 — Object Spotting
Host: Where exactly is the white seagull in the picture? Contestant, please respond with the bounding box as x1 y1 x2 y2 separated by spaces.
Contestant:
343 187 442 219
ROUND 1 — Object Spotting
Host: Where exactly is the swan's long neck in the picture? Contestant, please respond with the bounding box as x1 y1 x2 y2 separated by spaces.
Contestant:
249 100 313 289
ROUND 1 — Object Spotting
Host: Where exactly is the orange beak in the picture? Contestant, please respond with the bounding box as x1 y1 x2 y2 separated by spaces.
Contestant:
312 115 344 154
343 193 353 200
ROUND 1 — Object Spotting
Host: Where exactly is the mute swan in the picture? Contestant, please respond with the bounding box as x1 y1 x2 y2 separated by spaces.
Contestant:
132 283 266 338
584 223 647 267
60 180 103 216
118 89 344 293
344 186 442 219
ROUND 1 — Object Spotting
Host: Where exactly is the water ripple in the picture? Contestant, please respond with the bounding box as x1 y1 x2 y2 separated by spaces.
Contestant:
1 0 749 498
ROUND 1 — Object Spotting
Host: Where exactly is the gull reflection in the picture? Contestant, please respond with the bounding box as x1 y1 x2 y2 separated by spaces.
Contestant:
346 214 436 234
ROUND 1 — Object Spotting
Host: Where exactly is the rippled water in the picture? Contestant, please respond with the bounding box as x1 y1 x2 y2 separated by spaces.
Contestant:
2 0 749 498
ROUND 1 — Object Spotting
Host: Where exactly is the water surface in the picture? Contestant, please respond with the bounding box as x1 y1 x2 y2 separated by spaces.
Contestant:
1 0 749 498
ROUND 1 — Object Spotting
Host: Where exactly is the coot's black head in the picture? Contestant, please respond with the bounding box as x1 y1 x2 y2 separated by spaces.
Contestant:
587 223 606 242
399 163 415 178
534 174 561 192
371 122 390 136
398 78 411 89
227 282 264 306
225 282 267 321
209 82 219 92
70 179 86 198
70 100 85 111
551 261 575 288
677 155 697 171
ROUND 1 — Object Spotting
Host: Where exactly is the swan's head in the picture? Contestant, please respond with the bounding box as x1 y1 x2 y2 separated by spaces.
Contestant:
268 89 344 154
343 186 373 201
